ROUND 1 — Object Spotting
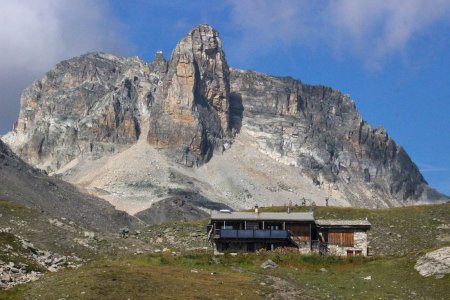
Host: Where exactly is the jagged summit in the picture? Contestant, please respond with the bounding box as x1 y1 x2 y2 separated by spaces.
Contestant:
147 23 231 165
150 50 168 73
2 24 447 211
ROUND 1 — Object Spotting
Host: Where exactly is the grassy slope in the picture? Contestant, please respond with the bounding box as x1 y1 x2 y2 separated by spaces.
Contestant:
0 232 46 273
5 255 270 300
254 204 450 255
1 204 449 299
0 200 107 259
0 200 48 272
268 254 449 299
3 253 449 300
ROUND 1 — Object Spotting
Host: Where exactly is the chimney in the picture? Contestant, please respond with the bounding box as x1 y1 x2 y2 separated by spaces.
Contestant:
254 205 259 215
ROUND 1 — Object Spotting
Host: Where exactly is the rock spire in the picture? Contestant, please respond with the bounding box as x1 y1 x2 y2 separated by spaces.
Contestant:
147 24 231 165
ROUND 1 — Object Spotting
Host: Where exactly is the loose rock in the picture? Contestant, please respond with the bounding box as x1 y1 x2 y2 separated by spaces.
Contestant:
260 259 278 269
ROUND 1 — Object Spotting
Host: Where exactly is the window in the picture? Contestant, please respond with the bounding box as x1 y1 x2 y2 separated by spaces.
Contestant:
328 230 354 247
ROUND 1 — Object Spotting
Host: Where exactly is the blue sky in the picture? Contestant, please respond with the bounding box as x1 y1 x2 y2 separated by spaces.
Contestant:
0 0 449 195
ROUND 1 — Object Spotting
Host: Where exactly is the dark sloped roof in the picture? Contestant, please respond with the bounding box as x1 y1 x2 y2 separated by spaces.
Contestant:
315 219 371 228
210 211 314 222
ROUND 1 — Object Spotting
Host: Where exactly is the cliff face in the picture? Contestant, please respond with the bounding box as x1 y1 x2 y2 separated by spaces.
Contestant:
147 24 231 165
3 24 446 208
229 70 441 205
4 52 162 170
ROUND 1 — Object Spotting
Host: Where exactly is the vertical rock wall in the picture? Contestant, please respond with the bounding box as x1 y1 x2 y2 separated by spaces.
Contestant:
3 53 162 171
147 24 231 165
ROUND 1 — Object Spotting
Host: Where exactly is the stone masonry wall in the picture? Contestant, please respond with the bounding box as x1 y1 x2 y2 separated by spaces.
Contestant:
327 229 368 256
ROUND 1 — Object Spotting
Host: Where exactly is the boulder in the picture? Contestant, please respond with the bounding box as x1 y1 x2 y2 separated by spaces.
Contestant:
0 273 11 282
260 259 278 269
414 247 450 277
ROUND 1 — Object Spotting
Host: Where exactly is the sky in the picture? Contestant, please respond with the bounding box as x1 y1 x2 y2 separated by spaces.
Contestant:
0 0 449 195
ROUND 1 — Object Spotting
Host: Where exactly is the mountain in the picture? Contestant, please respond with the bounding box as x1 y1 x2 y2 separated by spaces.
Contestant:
2 24 447 212
0 139 142 232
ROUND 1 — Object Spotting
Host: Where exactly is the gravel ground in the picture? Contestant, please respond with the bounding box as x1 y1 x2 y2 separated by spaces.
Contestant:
58 130 347 216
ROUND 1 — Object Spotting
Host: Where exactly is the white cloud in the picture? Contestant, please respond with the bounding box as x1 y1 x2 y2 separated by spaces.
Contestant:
0 0 129 133
326 0 450 68
227 0 450 68
227 0 319 57
419 163 450 173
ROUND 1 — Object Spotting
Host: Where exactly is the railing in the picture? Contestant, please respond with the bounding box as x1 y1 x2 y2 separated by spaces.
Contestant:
218 229 290 239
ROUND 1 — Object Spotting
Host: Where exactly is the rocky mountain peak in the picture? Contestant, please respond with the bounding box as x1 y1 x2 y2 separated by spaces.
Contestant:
2 24 447 209
3 52 158 170
147 24 231 165
150 50 168 74
169 23 230 130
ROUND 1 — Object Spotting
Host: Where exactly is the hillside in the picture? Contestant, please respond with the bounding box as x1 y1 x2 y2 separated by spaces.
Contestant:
1 204 449 299
2 24 447 215
0 139 142 232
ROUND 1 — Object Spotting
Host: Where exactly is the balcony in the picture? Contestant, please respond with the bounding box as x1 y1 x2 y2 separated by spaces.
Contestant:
218 229 290 239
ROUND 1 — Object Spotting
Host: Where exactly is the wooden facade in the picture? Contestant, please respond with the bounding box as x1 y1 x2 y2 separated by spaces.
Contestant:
327 230 354 247
208 211 315 254
315 219 371 256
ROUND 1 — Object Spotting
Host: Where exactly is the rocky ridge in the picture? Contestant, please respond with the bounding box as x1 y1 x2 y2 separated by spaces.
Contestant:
3 53 157 171
229 70 444 206
2 24 447 211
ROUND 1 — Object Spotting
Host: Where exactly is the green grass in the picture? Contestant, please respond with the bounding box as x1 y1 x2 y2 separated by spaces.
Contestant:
3 254 270 300
1 203 449 299
271 254 449 299
221 252 449 299
252 204 450 255
2 252 448 300
0 199 29 211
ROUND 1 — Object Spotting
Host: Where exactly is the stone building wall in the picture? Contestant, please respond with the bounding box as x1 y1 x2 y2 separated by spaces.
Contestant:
327 229 368 256
354 230 368 252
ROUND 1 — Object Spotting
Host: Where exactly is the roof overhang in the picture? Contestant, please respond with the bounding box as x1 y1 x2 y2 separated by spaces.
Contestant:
315 219 371 229
210 211 315 222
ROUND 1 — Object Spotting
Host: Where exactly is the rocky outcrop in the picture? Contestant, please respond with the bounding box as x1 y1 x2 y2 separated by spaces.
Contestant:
229 69 444 206
147 24 231 165
3 53 162 171
415 247 450 277
0 234 85 290
2 24 446 208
